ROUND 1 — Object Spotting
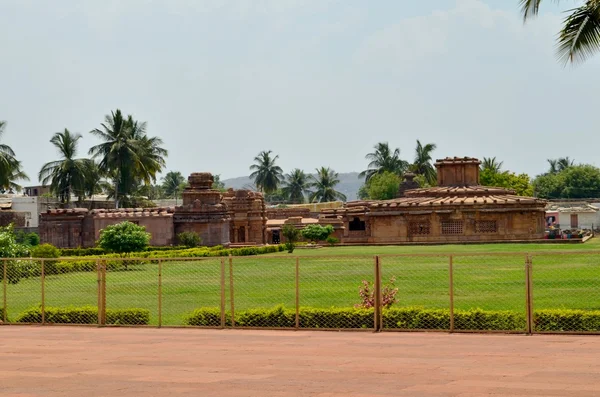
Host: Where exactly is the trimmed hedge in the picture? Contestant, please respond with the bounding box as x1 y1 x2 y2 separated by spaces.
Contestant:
184 306 527 330
58 244 276 258
0 307 6 322
535 309 600 332
15 306 150 325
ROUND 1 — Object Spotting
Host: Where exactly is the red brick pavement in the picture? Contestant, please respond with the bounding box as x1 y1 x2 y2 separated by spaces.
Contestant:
1 327 600 396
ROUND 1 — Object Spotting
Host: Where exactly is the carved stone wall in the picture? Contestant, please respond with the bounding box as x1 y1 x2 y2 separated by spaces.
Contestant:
222 189 266 244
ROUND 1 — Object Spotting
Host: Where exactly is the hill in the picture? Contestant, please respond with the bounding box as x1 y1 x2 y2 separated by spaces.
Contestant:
222 172 363 202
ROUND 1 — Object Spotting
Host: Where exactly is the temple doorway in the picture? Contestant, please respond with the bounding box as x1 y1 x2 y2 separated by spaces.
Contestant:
272 230 280 244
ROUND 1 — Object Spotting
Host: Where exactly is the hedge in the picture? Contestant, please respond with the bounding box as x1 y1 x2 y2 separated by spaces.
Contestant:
535 309 600 332
14 306 150 325
0 307 6 322
58 244 278 258
185 306 529 330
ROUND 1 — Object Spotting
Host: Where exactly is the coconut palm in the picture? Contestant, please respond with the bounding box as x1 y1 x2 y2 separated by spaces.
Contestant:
410 140 437 185
481 157 503 173
521 0 600 65
0 121 29 192
249 150 283 194
38 129 89 203
547 157 574 174
308 167 347 203
162 171 186 199
89 109 167 208
281 169 309 204
359 142 408 182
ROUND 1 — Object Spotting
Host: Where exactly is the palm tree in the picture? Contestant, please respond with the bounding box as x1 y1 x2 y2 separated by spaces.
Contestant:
281 169 309 204
38 129 90 204
308 167 347 203
481 157 503 173
0 121 28 192
521 0 600 65
410 140 437 185
162 171 186 200
89 110 167 208
557 157 575 171
359 142 408 182
249 150 283 194
547 159 559 174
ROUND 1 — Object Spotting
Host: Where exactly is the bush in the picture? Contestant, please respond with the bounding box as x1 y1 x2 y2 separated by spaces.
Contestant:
301 224 334 243
15 306 150 325
30 243 61 275
282 224 300 253
97 221 151 257
177 232 202 248
0 224 30 259
356 277 398 309
534 309 600 332
326 236 339 246
59 247 107 257
0 307 6 322
15 231 40 246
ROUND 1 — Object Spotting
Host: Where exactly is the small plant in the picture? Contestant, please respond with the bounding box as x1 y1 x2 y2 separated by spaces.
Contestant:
177 231 202 248
326 236 339 246
355 277 399 309
30 243 61 275
282 224 300 253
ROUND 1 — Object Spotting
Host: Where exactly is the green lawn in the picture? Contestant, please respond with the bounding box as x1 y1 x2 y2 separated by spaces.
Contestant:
3 238 600 326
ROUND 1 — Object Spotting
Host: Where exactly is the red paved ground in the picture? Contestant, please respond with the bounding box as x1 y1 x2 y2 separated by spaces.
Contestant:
1 327 600 396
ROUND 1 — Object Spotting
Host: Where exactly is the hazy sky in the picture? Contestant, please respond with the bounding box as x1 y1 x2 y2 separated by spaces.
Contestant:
1 0 597 185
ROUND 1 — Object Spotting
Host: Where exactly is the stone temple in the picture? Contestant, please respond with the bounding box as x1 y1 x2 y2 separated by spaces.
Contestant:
39 157 547 248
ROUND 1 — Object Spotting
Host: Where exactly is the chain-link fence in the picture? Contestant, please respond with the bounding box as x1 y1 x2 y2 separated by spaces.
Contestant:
2 251 600 334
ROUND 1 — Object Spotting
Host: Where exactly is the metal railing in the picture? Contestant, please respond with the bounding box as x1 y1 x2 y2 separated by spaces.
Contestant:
2 251 600 334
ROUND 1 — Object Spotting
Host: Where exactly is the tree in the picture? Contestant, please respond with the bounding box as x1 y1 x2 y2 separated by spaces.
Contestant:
481 157 503 173
301 224 334 243
89 110 167 208
282 224 300 253
521 0 600 65
561 164 600 198
366 171 400 200
97 221 151 268
308 167 347 203
0 121 28 192
249 150 283 194
38 129 89 204
410 140 437 186
281 169 309 204
359 142 408 182
480 168 534 196
212 175 226 191
161 171 186 199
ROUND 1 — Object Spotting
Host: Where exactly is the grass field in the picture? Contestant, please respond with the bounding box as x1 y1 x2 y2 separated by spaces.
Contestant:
3 238 600 326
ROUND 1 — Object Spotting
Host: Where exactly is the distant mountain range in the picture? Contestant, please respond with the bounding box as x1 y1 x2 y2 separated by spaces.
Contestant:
222 172 362 202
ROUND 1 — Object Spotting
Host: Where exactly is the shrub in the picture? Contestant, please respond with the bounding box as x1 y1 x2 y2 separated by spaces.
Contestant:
355 277 398 309
30 243 61 275
15 231 40 246
0 307 6 322
15 306 150 325
301 224 334 243
534 309 600 332
59 247 107 257
282 224 300 253
177 232 202 248
0 224 29 259
326 236 339 246
97 221 151 269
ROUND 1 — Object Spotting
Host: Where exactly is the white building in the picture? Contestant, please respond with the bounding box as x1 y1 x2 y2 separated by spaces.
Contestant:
546 202 600 230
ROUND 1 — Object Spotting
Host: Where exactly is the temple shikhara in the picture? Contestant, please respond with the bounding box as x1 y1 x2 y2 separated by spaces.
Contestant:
39 157 547 248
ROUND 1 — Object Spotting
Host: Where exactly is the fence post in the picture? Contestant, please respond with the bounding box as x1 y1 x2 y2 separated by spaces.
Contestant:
449 255 454 333
41 259 45 325
96 259 102 326
525 254 534 335
158 259 163 328
100 260 107 326
229 255 235 328
374 256 382 332
295 257 300 330
2 259 6 323
220 257 226 328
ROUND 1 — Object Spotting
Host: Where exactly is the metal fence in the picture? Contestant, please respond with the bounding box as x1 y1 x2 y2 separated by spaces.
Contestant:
2 251 600 334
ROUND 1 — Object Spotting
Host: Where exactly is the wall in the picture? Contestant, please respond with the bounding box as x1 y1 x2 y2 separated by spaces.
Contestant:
557 212 599 229
12 197 38 227
93 215 174 246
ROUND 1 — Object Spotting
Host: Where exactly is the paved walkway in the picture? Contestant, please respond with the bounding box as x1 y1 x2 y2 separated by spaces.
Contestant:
1 327 600 396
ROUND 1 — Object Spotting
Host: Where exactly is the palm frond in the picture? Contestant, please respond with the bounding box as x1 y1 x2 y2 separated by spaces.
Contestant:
557 2 600 65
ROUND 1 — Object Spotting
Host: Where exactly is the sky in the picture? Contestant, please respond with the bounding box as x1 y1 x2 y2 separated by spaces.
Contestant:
1 0 598 186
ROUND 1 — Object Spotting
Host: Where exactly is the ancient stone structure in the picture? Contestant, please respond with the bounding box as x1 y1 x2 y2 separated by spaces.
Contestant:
397 172 420 198
39 208 174 248
173 173 231 246
322 157 547 244
222 189 266 245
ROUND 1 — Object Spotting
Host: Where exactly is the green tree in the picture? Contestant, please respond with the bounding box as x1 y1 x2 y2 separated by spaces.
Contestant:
561 164 600 198
212 175 226 191
301 224 334 243
249 150 283 194
359 142 408 182
309 167 347 203
0 121 29 192
161 171 186 199
366 171 400 200
282 224 300 253
533 172 564 199
480 169 534 196
410 140 437 186
97 221 151 268
281 169 309 204
481 157 503 173
38 129 90 204
357 184 370 200
522 0 600 65
89 110 167 208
